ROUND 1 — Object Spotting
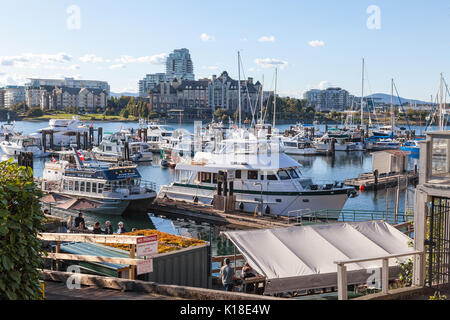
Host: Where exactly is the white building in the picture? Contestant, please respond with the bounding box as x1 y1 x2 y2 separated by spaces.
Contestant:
304 87 350 111
3 86 26 109
26 78 110 95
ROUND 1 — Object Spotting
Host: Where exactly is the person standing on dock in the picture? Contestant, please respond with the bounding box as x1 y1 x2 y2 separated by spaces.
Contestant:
74 213 85 229
220 258 235 292
93 222 103 234
104 221 113 235
116 222 127 234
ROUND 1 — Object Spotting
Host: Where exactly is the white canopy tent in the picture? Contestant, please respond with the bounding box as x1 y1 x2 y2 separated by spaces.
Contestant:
221 220 414 294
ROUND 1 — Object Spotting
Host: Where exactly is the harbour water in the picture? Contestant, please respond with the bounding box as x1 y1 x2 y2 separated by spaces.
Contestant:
0 120 430 256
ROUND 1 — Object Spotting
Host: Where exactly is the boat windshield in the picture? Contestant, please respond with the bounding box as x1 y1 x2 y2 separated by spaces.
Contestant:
277 170 291 180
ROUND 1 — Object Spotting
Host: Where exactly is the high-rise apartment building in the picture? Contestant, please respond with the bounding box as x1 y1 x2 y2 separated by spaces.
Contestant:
166 48 195 80
304 87 350 111
139 48 195 97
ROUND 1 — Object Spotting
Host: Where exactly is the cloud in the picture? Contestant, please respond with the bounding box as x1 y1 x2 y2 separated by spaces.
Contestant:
240 38 248 42
202 66 220 71
248 68 256 72
309 40 325 48
318 80 331 90
109 64 126 70
79 54 104 63
0 52 72 67
255 58 288 69
258 35 275 43
69 65 80 70
115 53 167 65
200 33 215 42
0 73 29 86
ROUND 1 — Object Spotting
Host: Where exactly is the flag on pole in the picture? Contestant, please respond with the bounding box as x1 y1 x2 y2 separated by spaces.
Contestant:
77 151 85 161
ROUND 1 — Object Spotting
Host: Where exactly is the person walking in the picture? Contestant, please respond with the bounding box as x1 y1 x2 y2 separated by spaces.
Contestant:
220 258 235 292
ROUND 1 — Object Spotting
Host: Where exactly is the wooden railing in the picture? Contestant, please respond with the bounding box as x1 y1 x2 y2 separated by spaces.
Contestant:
394 221 414 237
334 250 424 300
38 233 144 280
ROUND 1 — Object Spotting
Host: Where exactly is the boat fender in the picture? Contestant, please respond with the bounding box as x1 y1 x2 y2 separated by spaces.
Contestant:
239 202 244 211
265 206 271 215
193 196 199 203
359 185 365 192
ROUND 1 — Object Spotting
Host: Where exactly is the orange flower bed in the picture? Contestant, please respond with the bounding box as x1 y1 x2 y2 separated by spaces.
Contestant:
106 230 206 254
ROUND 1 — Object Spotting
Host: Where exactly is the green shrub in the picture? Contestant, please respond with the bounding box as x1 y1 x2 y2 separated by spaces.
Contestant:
0 159 45 300
25 107 44 118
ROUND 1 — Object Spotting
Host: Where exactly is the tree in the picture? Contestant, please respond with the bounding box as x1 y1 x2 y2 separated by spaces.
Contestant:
0 159 45 300
120 108 130 119
25 108 44 118
10 102 28 114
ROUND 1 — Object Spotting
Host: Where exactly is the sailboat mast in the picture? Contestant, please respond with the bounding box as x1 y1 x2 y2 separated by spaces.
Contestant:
273 68 277 128
238 51 242 128
440 73 444 130
391 78 395 132
361 58 365 127
260 74 264 123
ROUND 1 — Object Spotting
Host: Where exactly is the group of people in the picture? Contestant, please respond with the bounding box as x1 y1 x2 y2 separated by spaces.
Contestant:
220 259 257 293
66 213 134 235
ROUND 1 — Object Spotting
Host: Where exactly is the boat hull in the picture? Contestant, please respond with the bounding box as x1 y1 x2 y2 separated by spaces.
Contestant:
159 184 350 219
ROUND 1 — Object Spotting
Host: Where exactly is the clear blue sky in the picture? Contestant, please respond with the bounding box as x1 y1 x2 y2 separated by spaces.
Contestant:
0 0 449 100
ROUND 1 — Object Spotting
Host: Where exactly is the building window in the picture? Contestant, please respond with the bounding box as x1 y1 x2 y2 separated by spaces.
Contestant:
235 170 241 179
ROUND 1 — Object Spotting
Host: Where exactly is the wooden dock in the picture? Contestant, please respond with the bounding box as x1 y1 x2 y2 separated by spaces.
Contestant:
344 171 418 190
150 199 300 230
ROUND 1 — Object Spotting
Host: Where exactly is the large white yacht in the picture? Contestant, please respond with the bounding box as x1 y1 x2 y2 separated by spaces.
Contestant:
91 132 153 162
158 132 356 219
36 117 89 148
0 122 19 142
282 136 318 155
0 134 48 157
41 149 157 216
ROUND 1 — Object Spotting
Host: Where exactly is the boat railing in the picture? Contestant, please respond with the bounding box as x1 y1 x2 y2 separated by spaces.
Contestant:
140 180 157 192
299 209 414 225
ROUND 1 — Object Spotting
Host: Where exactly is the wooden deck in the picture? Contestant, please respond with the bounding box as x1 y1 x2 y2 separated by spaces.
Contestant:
44 281 180 300
344 171 418 190
150 199 300 229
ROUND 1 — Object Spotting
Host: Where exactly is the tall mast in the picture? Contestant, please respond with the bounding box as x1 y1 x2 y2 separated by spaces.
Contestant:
391 78 395 131
260 74 264 123
440 73 444 130
361 58 365 126
238 51 242 128
273 68 278 128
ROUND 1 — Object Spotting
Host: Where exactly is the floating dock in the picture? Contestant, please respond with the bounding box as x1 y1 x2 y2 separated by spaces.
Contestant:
149 199 300 230
344 171 418 190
